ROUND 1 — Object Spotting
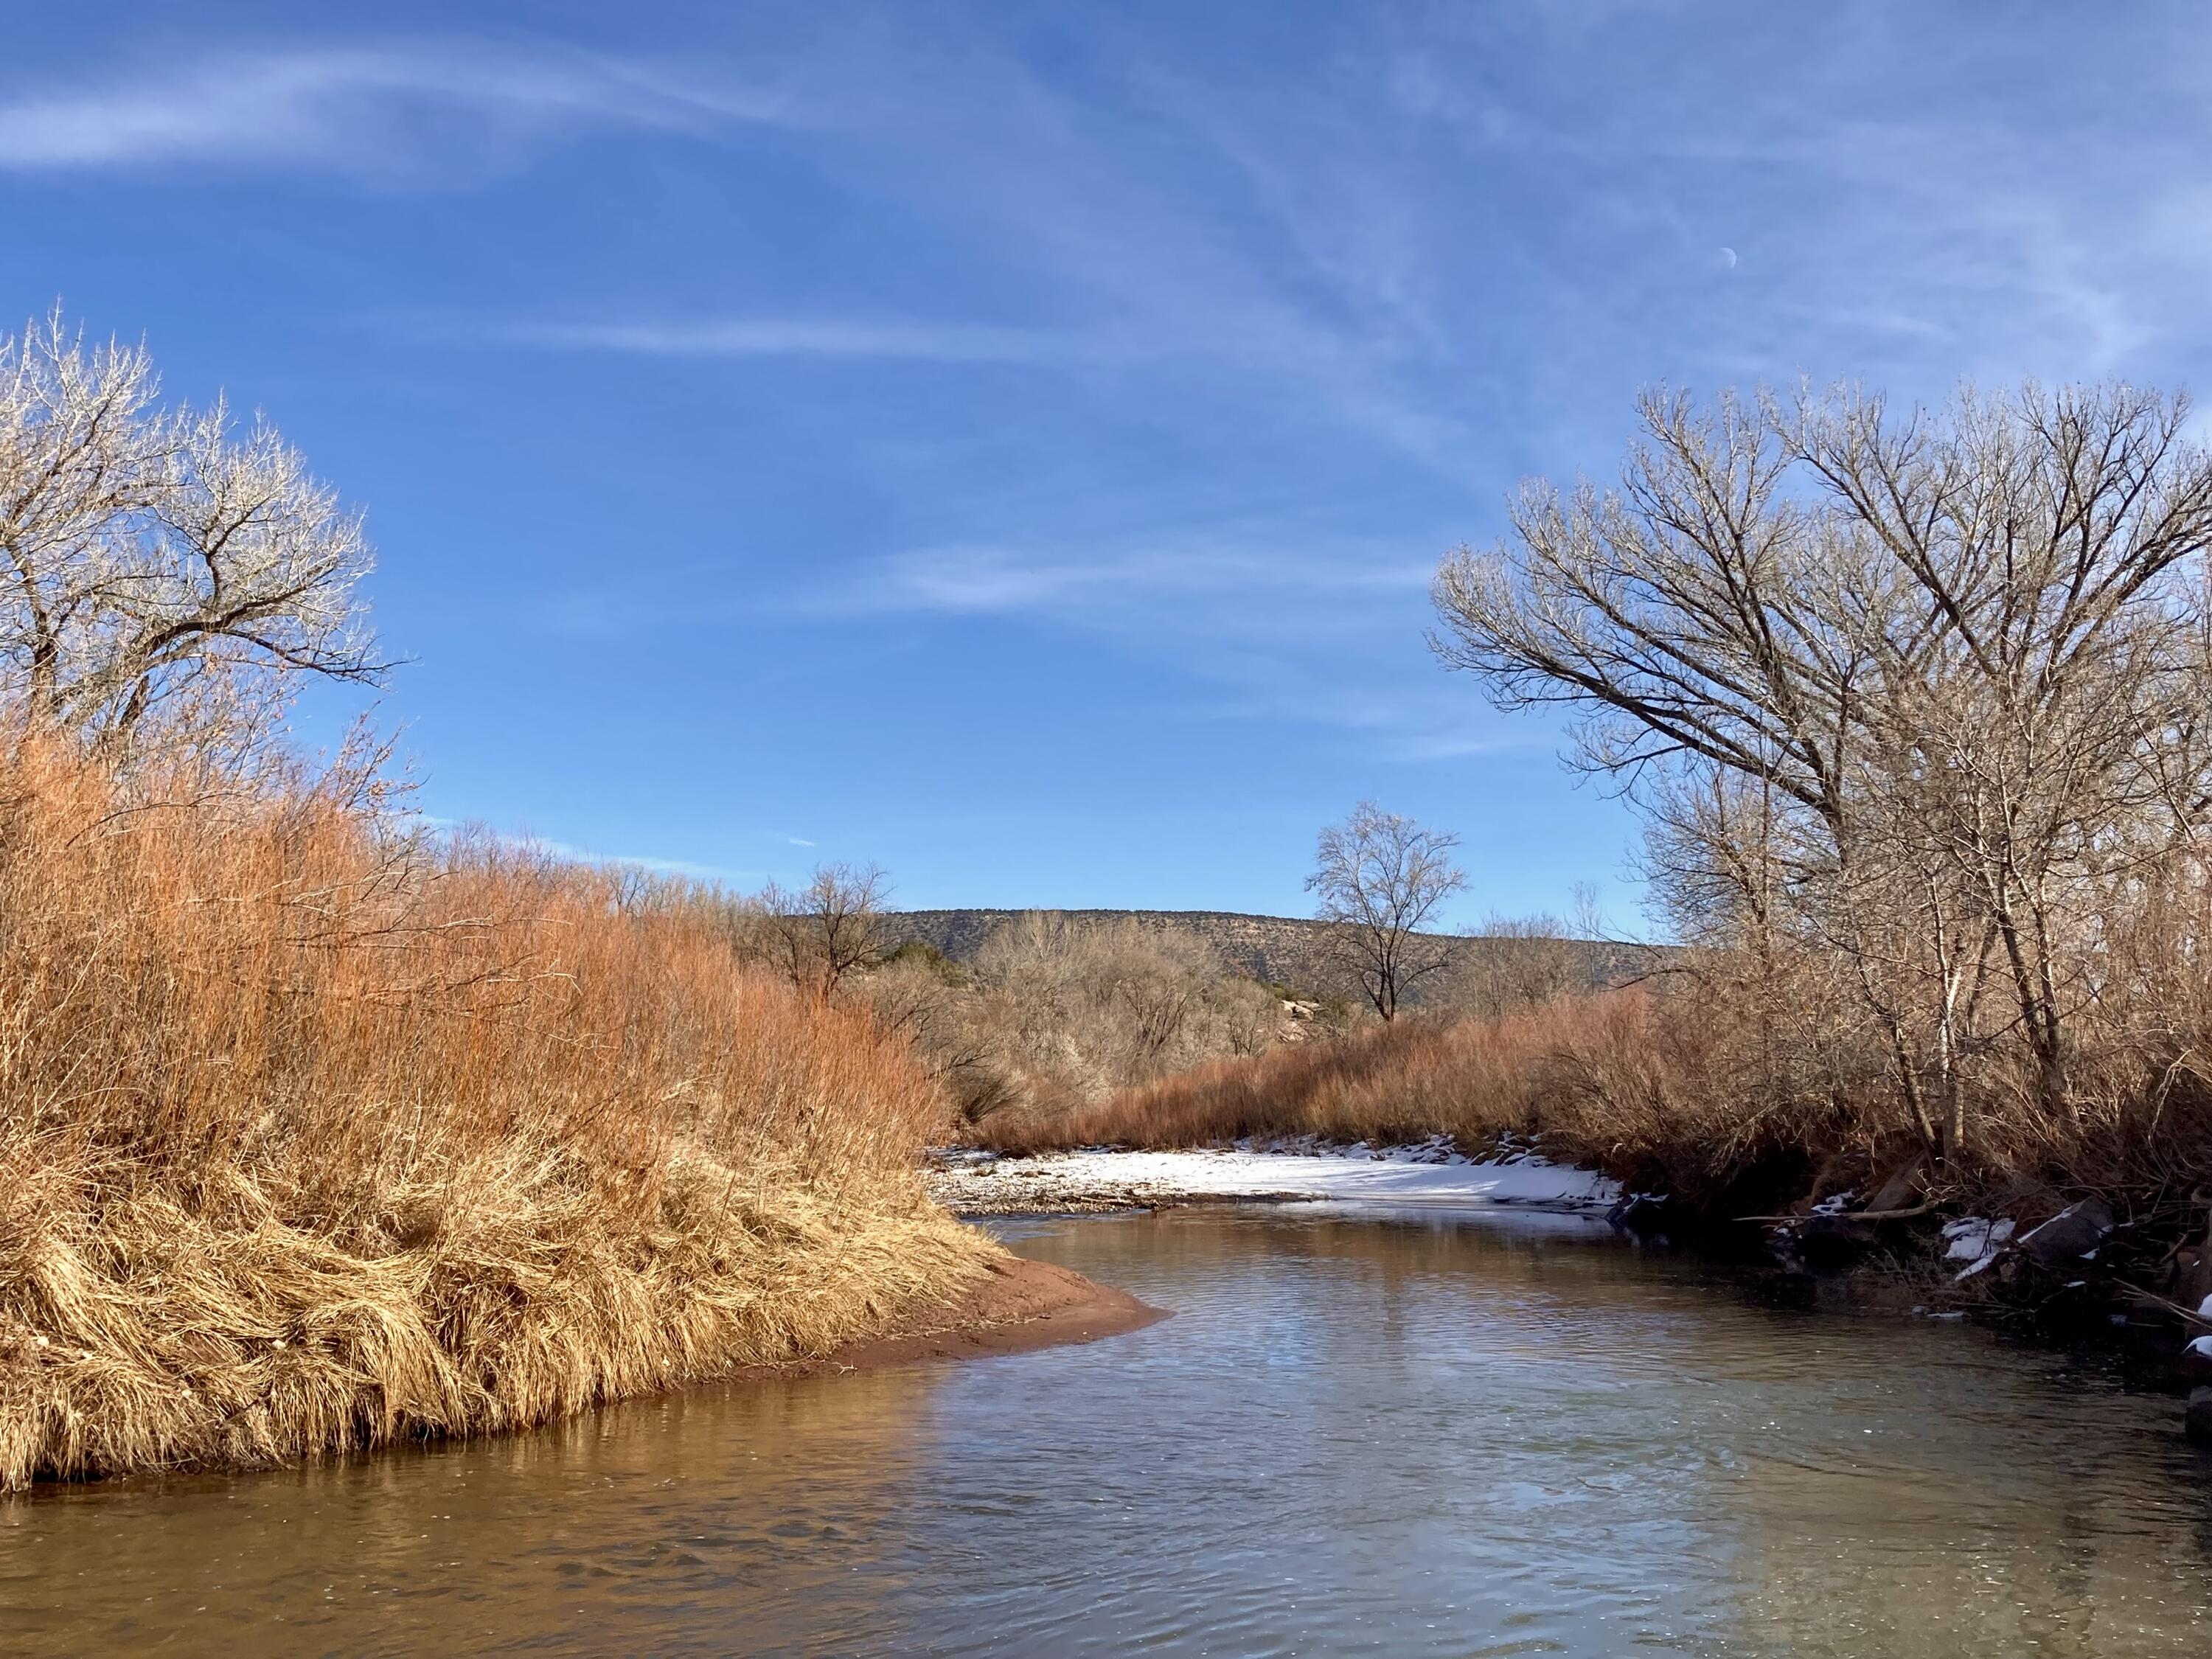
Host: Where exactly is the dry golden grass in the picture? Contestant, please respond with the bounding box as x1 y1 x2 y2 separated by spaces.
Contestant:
0 742 996 1492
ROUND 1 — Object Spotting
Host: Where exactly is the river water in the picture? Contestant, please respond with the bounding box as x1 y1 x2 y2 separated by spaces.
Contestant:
5 1206 2210 1656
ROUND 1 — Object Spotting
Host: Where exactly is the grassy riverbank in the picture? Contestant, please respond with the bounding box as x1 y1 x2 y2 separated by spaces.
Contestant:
0 742 1000 1492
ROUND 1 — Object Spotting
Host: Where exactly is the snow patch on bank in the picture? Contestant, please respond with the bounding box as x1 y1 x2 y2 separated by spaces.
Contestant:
931 1141 1621 1215
1942 1216 2015 1279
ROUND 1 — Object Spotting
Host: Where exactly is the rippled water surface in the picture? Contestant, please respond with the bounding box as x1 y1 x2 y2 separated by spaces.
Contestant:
7 1206 2212 1656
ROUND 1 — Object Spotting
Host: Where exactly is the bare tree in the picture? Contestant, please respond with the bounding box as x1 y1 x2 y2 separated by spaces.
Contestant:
1307 801 1467 1021
1455 912 1582 1017
860 951 1019 1124
949 913 1283 1113
1433 380 2212 1144
0 311 383 754
761 863 891 999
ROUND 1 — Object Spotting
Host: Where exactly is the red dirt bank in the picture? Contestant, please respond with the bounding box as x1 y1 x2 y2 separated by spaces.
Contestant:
746 1255 1164 1377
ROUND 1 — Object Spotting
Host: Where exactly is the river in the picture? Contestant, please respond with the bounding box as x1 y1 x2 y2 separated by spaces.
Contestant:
5 1206 2209 1655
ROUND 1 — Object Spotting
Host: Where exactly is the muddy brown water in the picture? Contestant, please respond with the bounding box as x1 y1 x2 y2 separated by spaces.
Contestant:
5 1206 2211 1656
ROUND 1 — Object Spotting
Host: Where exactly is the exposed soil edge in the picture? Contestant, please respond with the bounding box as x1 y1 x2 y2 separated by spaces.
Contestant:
737 1254 1166 1377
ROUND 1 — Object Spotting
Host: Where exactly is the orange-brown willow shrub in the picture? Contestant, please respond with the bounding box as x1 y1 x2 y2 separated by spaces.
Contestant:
984 970 2212 1211
981 991 1719 1161
0 740 993 1491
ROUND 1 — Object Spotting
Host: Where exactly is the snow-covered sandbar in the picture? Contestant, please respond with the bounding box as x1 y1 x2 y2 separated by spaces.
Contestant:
931 1141 1621 1216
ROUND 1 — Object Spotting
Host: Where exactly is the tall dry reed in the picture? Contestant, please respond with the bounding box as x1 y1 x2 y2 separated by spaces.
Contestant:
0 741 995 1491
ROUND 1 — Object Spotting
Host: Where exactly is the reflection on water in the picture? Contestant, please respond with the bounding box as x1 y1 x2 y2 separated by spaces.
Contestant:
4 1206 2210 1656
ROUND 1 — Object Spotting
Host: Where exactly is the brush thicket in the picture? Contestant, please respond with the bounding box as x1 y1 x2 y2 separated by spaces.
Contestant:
0 741 994 1491
983 974 2212 1211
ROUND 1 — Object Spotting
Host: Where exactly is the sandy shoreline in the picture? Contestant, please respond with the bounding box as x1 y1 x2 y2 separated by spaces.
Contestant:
742 1253 1166 1377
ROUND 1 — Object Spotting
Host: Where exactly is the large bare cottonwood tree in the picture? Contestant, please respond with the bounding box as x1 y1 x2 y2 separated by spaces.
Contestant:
1433 381 2212 1145
0 312 382 754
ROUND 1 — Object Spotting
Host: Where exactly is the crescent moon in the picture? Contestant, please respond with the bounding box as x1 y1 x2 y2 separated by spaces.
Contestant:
1719 247 1738 269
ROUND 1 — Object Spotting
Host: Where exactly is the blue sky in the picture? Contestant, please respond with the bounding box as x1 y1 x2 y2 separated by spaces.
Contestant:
8 3 2210 928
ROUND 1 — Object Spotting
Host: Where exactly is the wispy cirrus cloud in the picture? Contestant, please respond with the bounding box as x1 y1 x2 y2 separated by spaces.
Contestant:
844 541 1432 622
484 303 1478 470
406 814 758 885
498 316 1073 365
0 41 784 175
530 536 1434 642
546 844 752 883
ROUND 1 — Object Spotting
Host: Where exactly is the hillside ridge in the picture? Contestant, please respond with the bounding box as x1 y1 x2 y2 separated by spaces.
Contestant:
877 907 1652 1001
